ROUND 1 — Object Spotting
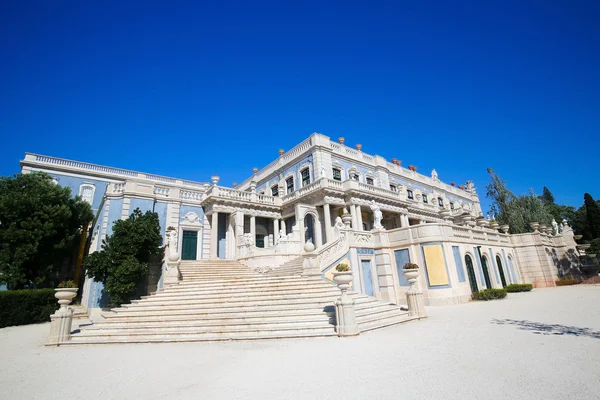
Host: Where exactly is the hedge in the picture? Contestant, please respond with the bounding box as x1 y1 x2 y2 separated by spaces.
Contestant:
555 278 580 286
0 289 59 328
505 284 533 292
472 288 507 301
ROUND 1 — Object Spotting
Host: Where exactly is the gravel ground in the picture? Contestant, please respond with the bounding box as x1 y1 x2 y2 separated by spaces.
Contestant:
1 285 599 400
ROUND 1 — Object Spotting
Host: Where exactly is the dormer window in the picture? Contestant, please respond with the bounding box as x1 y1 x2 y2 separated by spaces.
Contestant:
286 177 294 193
407 189 414 200
351 173 359 181
423 194 428 204
450 202 455 210
366 177 374 185
301 168 310 187
79 183 95 204
332 168 342 181
438 197 444 207
271 185 279 197
390 184 397 192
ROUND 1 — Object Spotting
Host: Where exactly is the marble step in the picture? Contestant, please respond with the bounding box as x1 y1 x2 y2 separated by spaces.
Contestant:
157 279 329 293
176 275 319 286
144 284 338 299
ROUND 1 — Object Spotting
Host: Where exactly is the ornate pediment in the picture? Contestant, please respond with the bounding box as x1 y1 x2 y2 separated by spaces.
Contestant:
181 211 201 224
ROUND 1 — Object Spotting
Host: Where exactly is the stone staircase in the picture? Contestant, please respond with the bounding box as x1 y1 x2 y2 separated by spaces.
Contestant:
68 260 412 344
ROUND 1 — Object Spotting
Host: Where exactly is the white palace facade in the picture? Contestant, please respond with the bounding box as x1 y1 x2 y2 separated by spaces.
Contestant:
22 133 582 318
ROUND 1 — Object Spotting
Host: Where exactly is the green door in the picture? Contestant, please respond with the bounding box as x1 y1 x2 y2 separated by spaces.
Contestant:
181 230 198 260
496 255 507 287
481 256 493 289
464 255 478 294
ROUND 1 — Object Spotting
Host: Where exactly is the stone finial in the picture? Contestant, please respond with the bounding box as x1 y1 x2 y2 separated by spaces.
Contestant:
278 149 284 156
232 182 238 188
211 175 220 185
451 182 456 187
338 137 345 144
253 167 258 174
355 144 362 151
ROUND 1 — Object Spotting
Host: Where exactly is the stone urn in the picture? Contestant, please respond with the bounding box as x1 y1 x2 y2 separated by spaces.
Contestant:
539 225 548 235
341 210 353 228
529 222 540 232
574 235 583 240
476 217 488 228
500 224 509 234
402 268 419 285
489 221 499 230
333 271 353 292
55 288 78 311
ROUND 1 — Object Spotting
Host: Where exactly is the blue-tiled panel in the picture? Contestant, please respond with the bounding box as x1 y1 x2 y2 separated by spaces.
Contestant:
357 248 375 255
361 259 375 296
49 173 110 212
105 199 124 237
452 246 466 282
394 249 411 286
473 247 486 289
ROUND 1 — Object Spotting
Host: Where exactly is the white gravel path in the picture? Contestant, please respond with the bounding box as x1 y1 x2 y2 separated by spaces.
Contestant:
1 285 599 400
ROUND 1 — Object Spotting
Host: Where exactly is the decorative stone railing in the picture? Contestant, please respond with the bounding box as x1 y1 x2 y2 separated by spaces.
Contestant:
204 186 282 207
389 222 513 246
153 186 170 196
315 229 374 271
180 190 203 202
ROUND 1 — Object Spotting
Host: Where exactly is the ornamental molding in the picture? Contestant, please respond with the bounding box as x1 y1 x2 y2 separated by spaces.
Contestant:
323 196 345 205
211 204 281 219
181 211 201 224
352 198 408 215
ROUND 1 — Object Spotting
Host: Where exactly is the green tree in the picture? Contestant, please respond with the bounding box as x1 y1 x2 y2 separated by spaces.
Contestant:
0 172 93 289
584 193 600 239
486 168 553 234
540 186 555 205
84 208 162 306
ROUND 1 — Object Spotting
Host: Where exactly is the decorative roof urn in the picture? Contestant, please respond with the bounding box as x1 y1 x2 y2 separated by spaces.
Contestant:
211 175 220 186
338 137 345 144
355 144 362 151
500 224 510 234
529 222 540 232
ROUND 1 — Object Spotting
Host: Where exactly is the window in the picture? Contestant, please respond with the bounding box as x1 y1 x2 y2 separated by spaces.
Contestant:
423 194 428 204
407 189 414 200
332 168 342 181
286 177 294 193
450 202 455 210
366 177 374 185
271 185 279 197
390 184 397 192
301 168 310 187
438 197 444 207
351 173 359 181
79 184 95 204
259 191 265 195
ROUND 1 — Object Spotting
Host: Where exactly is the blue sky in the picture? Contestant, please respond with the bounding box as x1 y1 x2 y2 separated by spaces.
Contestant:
1 0 598 213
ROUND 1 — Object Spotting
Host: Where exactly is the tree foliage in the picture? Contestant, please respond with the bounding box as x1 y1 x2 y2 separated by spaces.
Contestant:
584 193 600 239
0 172 93 289
539 186 576 227
84 208 162 306
486 168 553 234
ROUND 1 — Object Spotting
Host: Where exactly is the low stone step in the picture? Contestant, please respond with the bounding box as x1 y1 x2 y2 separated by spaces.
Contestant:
176 276 318 287
143 283 338 299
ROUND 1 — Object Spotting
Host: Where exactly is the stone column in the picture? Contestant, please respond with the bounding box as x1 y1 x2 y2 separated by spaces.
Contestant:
315 218 323 248
350 204 358 229
210 211 219 259
323 203 333 244
273 219 279 245
281 219 287 235
356 205 363 231
250 215 256 242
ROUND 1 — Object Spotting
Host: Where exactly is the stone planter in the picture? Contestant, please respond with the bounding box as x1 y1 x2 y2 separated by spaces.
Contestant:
55 288 78 311
500 224 509 234
476 218 488 227
529 222 540 232
402 268 419 286
489 222 499 230
574 235 583 240
333 271 353 291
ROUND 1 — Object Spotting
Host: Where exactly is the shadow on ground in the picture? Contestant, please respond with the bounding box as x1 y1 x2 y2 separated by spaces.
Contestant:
492 319 600 339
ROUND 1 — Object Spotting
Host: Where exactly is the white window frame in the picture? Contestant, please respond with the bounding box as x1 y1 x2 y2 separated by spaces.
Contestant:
79 183 96 205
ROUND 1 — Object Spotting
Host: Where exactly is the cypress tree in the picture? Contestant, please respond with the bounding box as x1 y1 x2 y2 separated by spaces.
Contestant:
584 193 600 239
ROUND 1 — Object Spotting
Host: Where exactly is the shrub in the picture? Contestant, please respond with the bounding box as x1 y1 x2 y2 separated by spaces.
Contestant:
505 284 533 292
335 263 350 272
555 277 580 286
0 289 59 328
403 262 419 270
57 280 77 288
472 288 507 301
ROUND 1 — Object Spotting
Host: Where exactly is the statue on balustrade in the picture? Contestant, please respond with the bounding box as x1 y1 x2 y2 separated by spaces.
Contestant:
369 200 383 229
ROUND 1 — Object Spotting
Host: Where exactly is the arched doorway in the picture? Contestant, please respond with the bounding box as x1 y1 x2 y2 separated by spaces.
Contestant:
464 255 478 294
481 255 493 289
496 255 507 287
305 213 315 244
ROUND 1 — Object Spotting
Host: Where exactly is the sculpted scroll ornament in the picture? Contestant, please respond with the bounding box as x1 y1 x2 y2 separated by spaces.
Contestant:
181 212 201 224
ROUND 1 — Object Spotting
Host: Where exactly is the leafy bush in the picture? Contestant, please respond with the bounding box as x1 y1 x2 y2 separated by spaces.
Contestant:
0 289 59 328
555 277 580 286
403 262 419 270
472 288 507 301
505 284 533 292
57 280 77 288
85 208 162 306
335 263 350 272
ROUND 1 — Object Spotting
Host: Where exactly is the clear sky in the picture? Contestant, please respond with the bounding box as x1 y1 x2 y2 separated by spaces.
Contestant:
1 0 598 213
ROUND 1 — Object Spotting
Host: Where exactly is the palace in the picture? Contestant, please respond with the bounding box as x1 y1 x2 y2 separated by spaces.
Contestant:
21 133 583 343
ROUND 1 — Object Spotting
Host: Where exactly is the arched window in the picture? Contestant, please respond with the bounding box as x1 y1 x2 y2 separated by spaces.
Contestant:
79 183 95 204
438 197 444 207
422 194 428 204
407 189 414 200
496 255 507 287
332 168 342 181
366 177 374 185
271 185 279 197
464 254 478 294
286 176 294 193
